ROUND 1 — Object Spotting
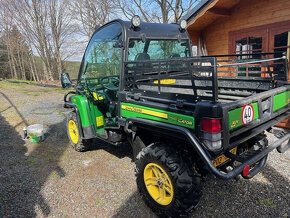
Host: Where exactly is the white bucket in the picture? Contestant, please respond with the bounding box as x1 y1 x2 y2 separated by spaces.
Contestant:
27 124 44 143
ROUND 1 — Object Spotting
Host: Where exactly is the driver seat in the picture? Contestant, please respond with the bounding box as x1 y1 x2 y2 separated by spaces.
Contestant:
135 53 150 61
134 53 151 70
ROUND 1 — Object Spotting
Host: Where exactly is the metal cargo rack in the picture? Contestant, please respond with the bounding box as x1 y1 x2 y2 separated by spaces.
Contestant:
124 52 288 105
124 56 218 103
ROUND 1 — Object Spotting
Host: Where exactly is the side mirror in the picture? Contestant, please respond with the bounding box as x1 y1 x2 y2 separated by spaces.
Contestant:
60 73 72 89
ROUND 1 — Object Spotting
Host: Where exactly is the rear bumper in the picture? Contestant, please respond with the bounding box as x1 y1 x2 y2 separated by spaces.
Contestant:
224 133 289 179
127 117 289 180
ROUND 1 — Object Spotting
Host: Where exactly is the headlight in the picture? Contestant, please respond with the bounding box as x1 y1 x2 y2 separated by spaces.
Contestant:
131 15 141 28
180 20 187 30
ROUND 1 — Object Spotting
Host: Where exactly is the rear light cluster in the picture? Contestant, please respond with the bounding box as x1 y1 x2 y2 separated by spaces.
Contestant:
201 118 222 151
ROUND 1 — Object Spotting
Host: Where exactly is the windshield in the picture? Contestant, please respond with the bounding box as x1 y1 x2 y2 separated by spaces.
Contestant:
127 39 191 61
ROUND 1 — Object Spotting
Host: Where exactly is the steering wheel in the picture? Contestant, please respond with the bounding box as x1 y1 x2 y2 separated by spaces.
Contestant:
99 76 119 91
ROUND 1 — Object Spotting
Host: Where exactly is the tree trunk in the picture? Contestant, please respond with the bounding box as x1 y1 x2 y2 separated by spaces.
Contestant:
27 54 36 81
161 0 169 23
11 54 18 79
16 48 26 80
20 50 27 80
32 56 39 81
32 0 54 81
174 0 181 23
55 44 63 75
7 52 14 79
6 42 17 79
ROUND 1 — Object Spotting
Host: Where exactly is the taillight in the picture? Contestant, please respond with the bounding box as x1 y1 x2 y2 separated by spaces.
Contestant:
201 118 222 151
202 118 221 133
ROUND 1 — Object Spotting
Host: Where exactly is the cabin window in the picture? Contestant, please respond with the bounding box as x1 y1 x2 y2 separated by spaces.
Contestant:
273 31 290 77
127 39 190 61
235 37 263 60
234 36 263 77
274 31 290 60
229 21 290 79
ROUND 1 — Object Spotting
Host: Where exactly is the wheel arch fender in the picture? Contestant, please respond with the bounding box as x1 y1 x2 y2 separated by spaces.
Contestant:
126 118 199 160
65 102 85 139
65 95 96 139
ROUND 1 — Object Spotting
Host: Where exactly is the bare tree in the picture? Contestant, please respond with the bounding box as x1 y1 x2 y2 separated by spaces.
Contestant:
0 2 18 79
115 0 197 23
114 0 155 22
49 0 75 75
70 0 115 39
7 0 54 80
1 0 197 81
2 0 76 80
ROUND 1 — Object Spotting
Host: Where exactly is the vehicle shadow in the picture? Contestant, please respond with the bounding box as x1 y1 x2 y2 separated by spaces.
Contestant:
0 92 68 217
113 191 157 218
113 165 290 218
90 138 133 160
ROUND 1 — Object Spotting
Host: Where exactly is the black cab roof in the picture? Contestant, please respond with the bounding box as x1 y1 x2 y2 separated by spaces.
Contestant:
95 19 190 40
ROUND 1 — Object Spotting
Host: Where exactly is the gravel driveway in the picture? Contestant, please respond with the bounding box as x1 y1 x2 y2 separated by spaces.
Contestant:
0 81 289 217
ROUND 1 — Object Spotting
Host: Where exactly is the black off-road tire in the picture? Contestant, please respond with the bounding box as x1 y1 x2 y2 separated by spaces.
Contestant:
135 143 202 217
66 112 92 152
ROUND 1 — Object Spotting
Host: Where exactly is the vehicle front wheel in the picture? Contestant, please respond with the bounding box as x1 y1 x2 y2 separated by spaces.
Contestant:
66 112 92 152
135 143 202 217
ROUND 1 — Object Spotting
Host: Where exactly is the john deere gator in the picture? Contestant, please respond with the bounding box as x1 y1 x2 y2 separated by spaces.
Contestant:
61 16 290 217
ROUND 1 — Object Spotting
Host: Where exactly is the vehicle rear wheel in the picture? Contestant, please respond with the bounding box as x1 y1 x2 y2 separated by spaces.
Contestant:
135 143 202 217
67 112 92 152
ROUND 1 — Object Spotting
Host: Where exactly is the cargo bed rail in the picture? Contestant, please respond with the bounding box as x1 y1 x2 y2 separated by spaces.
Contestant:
124 56 219 102
124 52 288 105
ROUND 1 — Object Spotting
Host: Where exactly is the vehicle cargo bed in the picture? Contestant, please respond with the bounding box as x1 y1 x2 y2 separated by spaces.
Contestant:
124 52 288 105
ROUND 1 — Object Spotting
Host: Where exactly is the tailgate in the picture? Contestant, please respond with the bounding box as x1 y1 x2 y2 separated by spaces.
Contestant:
222 85 290 149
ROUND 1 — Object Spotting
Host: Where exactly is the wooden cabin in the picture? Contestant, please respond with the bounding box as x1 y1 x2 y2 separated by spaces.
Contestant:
185 0 290 128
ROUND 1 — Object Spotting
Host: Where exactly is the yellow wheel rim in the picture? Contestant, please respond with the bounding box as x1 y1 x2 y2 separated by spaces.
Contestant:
144 163 174 206
68 120 79 144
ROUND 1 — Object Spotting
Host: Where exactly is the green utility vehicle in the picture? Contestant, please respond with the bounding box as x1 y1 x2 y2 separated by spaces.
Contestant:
61 16 290 217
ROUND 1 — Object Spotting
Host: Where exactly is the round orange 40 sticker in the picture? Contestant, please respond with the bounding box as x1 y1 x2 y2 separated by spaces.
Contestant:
242 105 254 125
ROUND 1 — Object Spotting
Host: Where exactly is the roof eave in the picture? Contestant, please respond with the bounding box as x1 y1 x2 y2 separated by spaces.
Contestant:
182 0 213 22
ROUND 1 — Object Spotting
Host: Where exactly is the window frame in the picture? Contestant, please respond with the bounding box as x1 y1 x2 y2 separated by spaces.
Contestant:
77 21 124 87
229 28 267 55
269 23 290 61
229 20 290 80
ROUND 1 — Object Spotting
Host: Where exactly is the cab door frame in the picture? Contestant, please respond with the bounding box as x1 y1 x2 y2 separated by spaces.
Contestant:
76 20 126 129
